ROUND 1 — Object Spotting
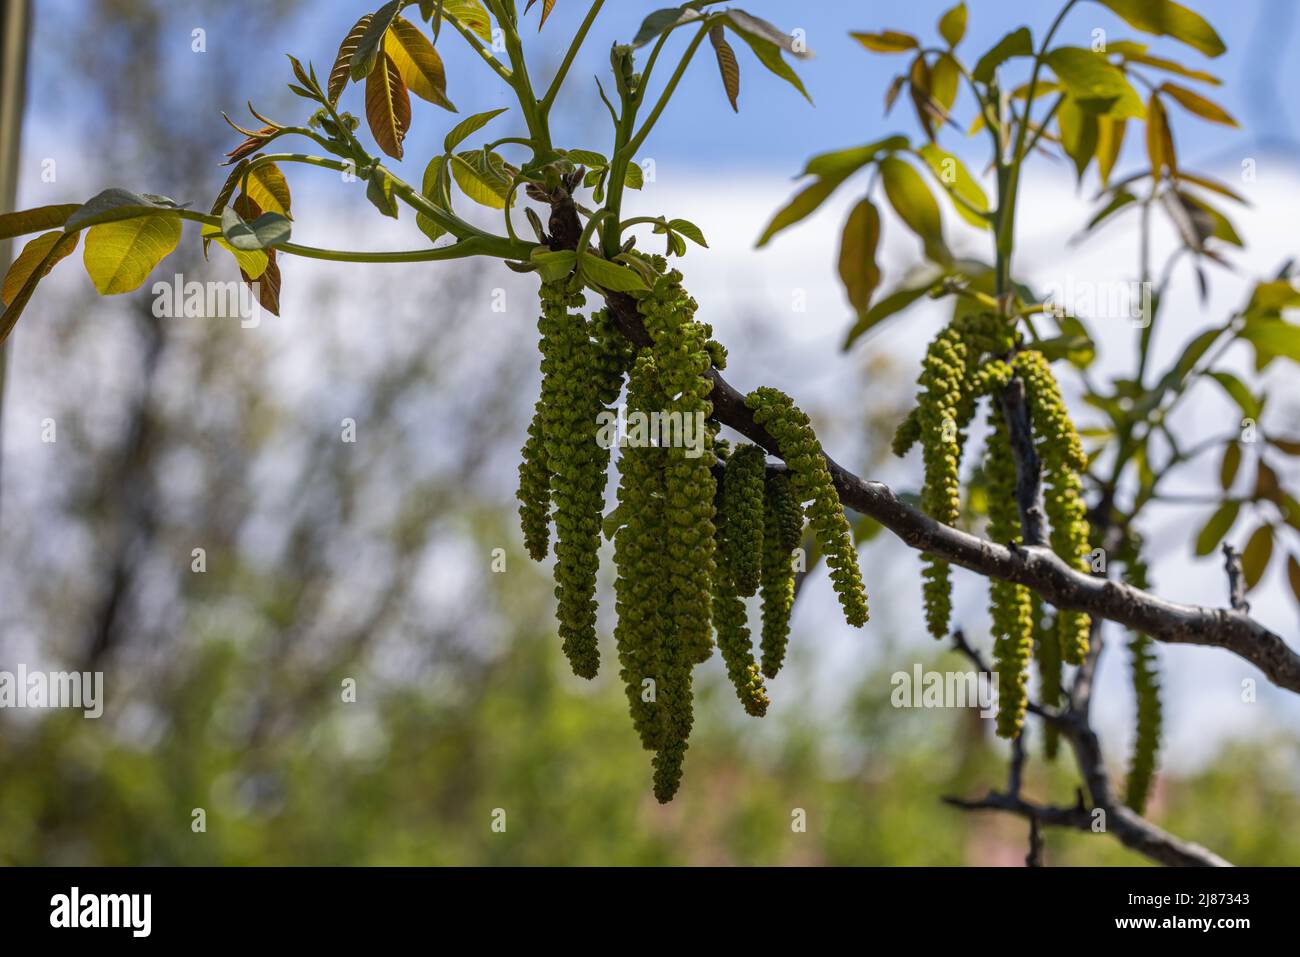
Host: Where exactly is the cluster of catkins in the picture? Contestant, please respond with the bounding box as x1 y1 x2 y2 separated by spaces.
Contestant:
517 260 869 801
893 312 1092 739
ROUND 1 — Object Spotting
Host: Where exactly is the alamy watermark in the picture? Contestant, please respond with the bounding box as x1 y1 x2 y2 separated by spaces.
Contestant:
1042 274 1152 328
0 665 103 718
596 405 707 459
151 274 264 328
890 664 998 719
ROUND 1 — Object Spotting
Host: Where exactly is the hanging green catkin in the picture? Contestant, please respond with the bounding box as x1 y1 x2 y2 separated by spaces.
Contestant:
516 403 552 561
759 471 802 678
612 353 694 764
985 406 1034 739
1032 598 1063 760
1013 350 1091 665
712 469 769 716
534 275 613 679
746 387 868 627
722 444 766 596
1122 547 1162 813
638 264 717 670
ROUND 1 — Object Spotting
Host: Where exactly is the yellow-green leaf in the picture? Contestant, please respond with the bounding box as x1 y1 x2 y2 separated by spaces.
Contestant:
1058 96 1100 181
938 3 967 47
1159 81 1237 126
443 0 492 41
972 27 1033 83
1145 92 1176 176
757 177 841 247
0 204 81 241
1241 524 1274 590
879 155 949 264
838 198 881 314
385 15 455 110
243 162 292 218
1094 0 1226 58
2 231 77 305
450 150 513 209
917 143 988 228
1045 47 1145 118
328 14 372 104
202 227 270 280
1194 500 1238 556
83 214 181 295
0 231 78 345
851 30 918 53
1219 442 1240 490
1096 116 1126 186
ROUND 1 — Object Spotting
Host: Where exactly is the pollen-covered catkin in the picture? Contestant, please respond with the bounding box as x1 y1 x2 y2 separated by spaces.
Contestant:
639 265 717 669
713 471 769 716
516 404 552 561
985 407 1034 738
746 387 868 628
722 444 766 596
612 352 694 765
1014 350 1091 665
759 471 801 678
1122 548 1162 813
1032 597 1063 760
533 275 613 679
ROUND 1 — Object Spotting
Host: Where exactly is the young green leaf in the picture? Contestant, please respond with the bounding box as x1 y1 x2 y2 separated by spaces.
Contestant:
1058 96 1100 181
1093 0 1226 58
1220 442 1241 490
972 27 1032 83
1241 524 1274 590
564 149 608 169
366 168 401 218
726 16 812 103
1194 500 1239 556
385 15 456 111
757 177 841 247
444 107 508 152
64 189 181 232
916 143 988 228
938 2 967 47
1159 81 1236 126
531 247 577 281
416 156 451 242
801 136 908 179
838 198 882 314
879 155 949 264
442 0 492 42
450 149 513 208
83 214 182 294
668 218 707 247
243 162 292 218
524 0 557 30
1045 47 1145 118
1096 116 1126 186
579 255 650 293
852 30 919 53
1145 91 1176 176
843 283 931 348
1208 371 1260 419
365 53 412 160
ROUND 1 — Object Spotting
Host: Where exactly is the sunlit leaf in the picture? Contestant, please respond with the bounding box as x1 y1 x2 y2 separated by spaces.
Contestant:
916 143 988 228
444 107 508 152
1118 49 1220 85
801 136 907 179
524 0 557 29
843 283 931 348
1093 0 1225 58
938 3 967 47
0 231 78 345
1096 116 1126 186
64 189 181 232
726 16 812 103
1058 97 1100 181
579 255 650 293
879 155 949 264
220 206 292 251
365 53 412 160
1 231 77 306
417 156 451 242
851 30 918 53
385 15 456 110
1145 92 1175 176
838 198 881 315
1159 81 1236 126
757 178 839 247
1241 318 1300 367
531 248 576 282
972 27 1032 83
0 204 80 241
1045 47 1145 118
450 150 513 209
668 218 707 247
243 162 292 218
83 214 182 295
442 0 493 42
